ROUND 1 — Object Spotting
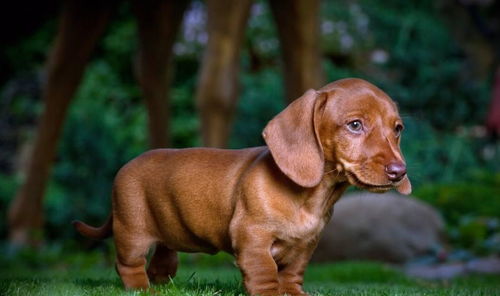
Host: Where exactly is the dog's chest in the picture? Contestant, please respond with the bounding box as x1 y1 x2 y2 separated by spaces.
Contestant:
296 211 325 238
271 210 326 264
277 210 325 244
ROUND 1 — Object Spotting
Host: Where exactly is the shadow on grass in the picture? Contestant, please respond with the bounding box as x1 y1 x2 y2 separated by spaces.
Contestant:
160 271 245 295
73 278 122 288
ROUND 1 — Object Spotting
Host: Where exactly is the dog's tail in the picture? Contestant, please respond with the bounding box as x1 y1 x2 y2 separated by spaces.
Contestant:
72 215 113 240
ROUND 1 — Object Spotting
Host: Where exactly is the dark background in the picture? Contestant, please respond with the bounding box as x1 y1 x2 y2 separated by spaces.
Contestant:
0 0 499 259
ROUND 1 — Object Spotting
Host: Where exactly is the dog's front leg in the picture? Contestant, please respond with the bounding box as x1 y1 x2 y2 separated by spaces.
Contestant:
234 231 279 296
277 244 317 296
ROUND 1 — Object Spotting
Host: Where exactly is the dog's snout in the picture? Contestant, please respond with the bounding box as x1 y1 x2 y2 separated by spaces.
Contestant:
385 162 406 182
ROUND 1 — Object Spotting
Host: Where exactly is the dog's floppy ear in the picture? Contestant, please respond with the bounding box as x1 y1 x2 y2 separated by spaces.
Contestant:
396 175 412 195
262 89 325 188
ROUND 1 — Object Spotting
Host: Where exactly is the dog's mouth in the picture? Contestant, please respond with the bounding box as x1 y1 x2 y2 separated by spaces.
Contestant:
346 171 393 193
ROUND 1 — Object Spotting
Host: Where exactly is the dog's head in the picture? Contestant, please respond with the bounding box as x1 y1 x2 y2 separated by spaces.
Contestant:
262 78 411 195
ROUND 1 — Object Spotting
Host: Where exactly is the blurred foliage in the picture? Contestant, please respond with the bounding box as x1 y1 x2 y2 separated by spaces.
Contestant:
0 0 498 259
321 1 490 125
47 60 147 238
416 172 500 224
2 21 55 76
415 172 500 254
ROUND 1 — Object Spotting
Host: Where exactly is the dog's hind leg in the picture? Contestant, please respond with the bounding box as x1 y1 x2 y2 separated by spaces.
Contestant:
115 235 153 290
147 244 178 284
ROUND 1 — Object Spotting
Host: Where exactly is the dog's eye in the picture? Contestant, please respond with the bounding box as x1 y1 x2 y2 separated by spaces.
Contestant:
347 120 363 133
395 124 404 137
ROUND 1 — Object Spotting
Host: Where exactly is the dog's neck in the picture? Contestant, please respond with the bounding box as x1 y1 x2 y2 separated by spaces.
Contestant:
300 161 350 221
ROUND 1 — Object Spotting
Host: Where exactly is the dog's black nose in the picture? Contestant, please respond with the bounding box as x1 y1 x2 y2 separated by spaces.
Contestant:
385 162 406 182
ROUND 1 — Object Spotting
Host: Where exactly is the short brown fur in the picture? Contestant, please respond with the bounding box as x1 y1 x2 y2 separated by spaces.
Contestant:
74 78 411 295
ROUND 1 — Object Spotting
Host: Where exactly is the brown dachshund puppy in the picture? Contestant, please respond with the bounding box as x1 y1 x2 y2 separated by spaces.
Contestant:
73 78 411 295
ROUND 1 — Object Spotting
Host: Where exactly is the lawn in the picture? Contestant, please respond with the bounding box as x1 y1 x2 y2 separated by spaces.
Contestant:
1 248 499 296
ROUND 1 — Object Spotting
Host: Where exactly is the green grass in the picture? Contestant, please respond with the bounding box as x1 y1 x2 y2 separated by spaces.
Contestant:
0 251 499 296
